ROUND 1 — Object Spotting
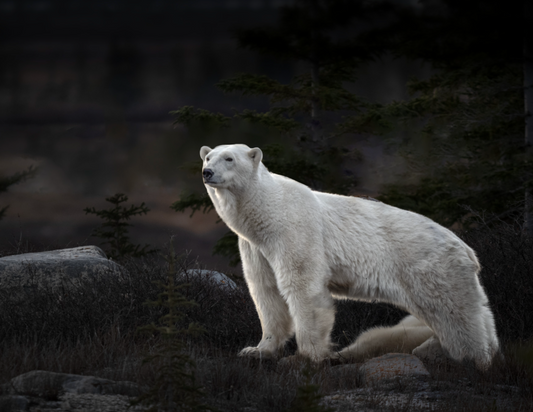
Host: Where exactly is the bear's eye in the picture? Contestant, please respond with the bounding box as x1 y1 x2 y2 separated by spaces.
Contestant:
226 157 233 162
206 157 210 162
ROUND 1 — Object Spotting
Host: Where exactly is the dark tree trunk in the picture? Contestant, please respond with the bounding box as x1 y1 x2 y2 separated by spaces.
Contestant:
525 0 533 236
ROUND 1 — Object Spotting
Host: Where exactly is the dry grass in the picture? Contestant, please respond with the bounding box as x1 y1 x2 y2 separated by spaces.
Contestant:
0 224 533 411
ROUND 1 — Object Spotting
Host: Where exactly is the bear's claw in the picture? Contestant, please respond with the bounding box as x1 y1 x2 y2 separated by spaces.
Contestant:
238 346 275 359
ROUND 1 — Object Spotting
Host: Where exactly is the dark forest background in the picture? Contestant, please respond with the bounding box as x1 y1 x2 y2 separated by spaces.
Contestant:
0 0 530 272
1 4 533 410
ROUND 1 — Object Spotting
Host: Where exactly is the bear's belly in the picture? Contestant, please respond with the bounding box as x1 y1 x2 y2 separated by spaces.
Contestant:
327 279 352 296
326 265 402 304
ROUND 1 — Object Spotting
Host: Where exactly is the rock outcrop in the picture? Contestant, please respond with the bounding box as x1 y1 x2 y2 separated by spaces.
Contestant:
0 246 123 290
186 269 237 289
357 353 430 385
9 370 142 398
1 370 144 412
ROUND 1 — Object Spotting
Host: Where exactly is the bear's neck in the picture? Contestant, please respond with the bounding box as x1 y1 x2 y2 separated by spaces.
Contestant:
209 169 281 245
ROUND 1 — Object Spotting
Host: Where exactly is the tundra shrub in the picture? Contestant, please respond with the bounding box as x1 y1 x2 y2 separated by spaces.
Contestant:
463 224 533 344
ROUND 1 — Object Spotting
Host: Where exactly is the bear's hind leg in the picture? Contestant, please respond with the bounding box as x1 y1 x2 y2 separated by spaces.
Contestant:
335 315 434 362
412 336 448 363
481 303 500 359
412 303 496 370
238 239 294 359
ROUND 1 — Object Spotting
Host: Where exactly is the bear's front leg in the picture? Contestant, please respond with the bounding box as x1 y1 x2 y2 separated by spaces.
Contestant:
275 259 335 362
238 239 294 359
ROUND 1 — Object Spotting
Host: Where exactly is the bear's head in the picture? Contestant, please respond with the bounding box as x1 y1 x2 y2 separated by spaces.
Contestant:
199 144 263 190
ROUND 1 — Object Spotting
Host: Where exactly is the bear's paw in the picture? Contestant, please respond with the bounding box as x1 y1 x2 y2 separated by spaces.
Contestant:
238 346 276 359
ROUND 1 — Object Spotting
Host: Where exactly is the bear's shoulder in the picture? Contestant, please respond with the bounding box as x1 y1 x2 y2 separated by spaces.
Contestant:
269 172 311 192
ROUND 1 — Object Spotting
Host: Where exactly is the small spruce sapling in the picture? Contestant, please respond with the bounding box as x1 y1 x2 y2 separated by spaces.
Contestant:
84 193 157 260
286 363 334 412
132 239 212 412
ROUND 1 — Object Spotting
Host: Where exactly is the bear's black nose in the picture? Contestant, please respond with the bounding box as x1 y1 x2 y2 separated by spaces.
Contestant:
203 169 214 180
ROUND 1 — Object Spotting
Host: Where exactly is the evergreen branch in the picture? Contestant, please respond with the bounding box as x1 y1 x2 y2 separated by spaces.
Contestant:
217 73 305 101
316 85 364 112
236 110 300 132
0 165 37 221
171 193 214 217
226 71 364 113
0 166 37 192
0 206 8 221
170 106 231 128
84 193 157 260
212 231 240 267
181 160 203 175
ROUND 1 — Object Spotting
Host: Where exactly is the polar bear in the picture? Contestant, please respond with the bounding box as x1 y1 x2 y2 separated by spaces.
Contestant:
200 144 499 369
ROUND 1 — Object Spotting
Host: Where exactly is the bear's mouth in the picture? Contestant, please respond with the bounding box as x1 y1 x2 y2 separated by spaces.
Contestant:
204 179 223 186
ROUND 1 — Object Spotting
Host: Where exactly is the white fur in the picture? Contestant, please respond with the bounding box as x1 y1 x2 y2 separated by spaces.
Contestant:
338 315 435 362
200 144 500 369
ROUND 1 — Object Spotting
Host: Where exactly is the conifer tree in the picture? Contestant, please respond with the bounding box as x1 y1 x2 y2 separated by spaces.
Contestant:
171 0 390 263
286 365 334 412
345 0 528 231
84 193 158 259
132 240 212 412
524 0 533 235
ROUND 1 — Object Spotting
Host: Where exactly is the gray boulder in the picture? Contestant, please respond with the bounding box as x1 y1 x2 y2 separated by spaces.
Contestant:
358 353 430 386
10 370 143 398
3 370 145 412
186 269 237 289
0 246 123 289
60 392 139 412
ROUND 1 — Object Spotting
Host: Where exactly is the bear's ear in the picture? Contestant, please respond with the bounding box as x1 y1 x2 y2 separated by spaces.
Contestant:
200 146 212 161
248 147 263 165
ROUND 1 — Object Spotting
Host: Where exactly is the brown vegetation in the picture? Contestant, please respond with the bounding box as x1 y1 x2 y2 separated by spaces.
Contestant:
1 223 533 411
